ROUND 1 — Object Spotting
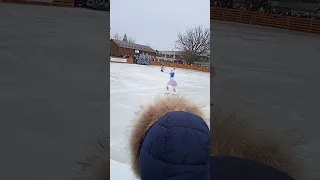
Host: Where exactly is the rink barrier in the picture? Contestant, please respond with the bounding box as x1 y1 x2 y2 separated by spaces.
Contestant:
110 57 134 64
152 61 210 72
1 0 75 7
110 57 209 72
211 7 320 35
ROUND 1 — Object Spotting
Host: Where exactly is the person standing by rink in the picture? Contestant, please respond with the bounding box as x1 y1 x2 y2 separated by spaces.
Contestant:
161 67 177 94
73 96 307 180
127 96 305 180
129 96 210 180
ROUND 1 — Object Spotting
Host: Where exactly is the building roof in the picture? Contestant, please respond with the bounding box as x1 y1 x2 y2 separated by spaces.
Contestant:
111 39 156 53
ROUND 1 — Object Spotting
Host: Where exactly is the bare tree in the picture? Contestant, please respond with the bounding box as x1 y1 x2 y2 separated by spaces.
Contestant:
123 34 128 42
113 33 122 40
112 33 135 43
176 26 210 63
128 38 136 43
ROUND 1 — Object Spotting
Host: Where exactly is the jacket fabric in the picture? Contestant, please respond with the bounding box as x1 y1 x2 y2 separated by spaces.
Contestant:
139 111 210 180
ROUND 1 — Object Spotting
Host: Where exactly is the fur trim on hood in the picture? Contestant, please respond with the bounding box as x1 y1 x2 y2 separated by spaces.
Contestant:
211 101 307 180
129 95 207 178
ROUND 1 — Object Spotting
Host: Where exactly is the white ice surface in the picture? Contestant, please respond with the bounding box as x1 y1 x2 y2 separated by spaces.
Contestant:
110 159 137 180
110 63 210 179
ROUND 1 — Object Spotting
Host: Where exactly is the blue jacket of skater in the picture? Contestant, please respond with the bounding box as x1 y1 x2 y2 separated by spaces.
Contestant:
161 67 175 79
170 69 175 79
129 96 210 180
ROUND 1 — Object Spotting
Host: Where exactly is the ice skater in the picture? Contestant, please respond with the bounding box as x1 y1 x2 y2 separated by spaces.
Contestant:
161 67 177 94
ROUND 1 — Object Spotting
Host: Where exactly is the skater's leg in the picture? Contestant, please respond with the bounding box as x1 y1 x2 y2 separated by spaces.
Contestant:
166 80 171 92
171 80 177 94
165 86 170 94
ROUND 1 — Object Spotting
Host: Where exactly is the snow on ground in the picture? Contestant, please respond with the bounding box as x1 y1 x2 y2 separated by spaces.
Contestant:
110 63 210 179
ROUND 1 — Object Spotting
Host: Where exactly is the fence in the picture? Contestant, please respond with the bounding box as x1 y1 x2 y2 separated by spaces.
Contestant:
110 57 134 64
110 58 210 72
152 61 210 73
1 0 74 7
211 7 320 35
1 0 109 9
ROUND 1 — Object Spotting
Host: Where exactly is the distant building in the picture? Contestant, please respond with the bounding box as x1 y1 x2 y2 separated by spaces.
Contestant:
156 51 184 62
156 50 210 62
194 62 210 66
110 39 156 58
200 52 210 61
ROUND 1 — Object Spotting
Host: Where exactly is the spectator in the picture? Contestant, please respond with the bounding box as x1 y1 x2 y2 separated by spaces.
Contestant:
73 95 308 180
129 96 210 180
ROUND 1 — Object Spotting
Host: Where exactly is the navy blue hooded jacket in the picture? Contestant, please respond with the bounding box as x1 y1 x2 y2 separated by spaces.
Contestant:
138 111 210 180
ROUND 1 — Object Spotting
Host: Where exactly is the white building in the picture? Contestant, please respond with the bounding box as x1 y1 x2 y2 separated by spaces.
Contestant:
156 51 183 62
156 50 210 62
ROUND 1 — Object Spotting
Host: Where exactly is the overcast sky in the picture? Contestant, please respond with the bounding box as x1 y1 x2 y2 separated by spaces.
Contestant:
110 0 209 51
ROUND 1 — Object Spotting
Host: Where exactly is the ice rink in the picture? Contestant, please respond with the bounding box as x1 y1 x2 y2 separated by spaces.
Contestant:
110 63 210 179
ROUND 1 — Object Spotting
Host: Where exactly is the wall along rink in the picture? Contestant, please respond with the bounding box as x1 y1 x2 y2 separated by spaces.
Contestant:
110 63 210 179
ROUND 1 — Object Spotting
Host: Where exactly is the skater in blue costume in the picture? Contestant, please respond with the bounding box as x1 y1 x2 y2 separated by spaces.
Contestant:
161 67 177 94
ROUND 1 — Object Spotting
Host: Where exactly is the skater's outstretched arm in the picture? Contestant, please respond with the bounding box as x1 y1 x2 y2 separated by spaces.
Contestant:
162 69 170 74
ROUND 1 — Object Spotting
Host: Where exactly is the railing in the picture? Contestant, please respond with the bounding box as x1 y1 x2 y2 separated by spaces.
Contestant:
110 57 210 72
211 7 320 35
152 61 210 73
110 57 134 64
52 0 74 7
1 0 74 7
2 0 110 10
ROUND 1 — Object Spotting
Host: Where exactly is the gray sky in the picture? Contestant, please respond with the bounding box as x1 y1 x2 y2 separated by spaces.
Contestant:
110 0 209 51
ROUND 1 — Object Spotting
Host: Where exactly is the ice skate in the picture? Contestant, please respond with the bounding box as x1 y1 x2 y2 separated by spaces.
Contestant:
172 88 177 95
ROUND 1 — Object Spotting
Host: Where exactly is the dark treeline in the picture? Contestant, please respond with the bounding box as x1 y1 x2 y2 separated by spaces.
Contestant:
211 0 320 19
